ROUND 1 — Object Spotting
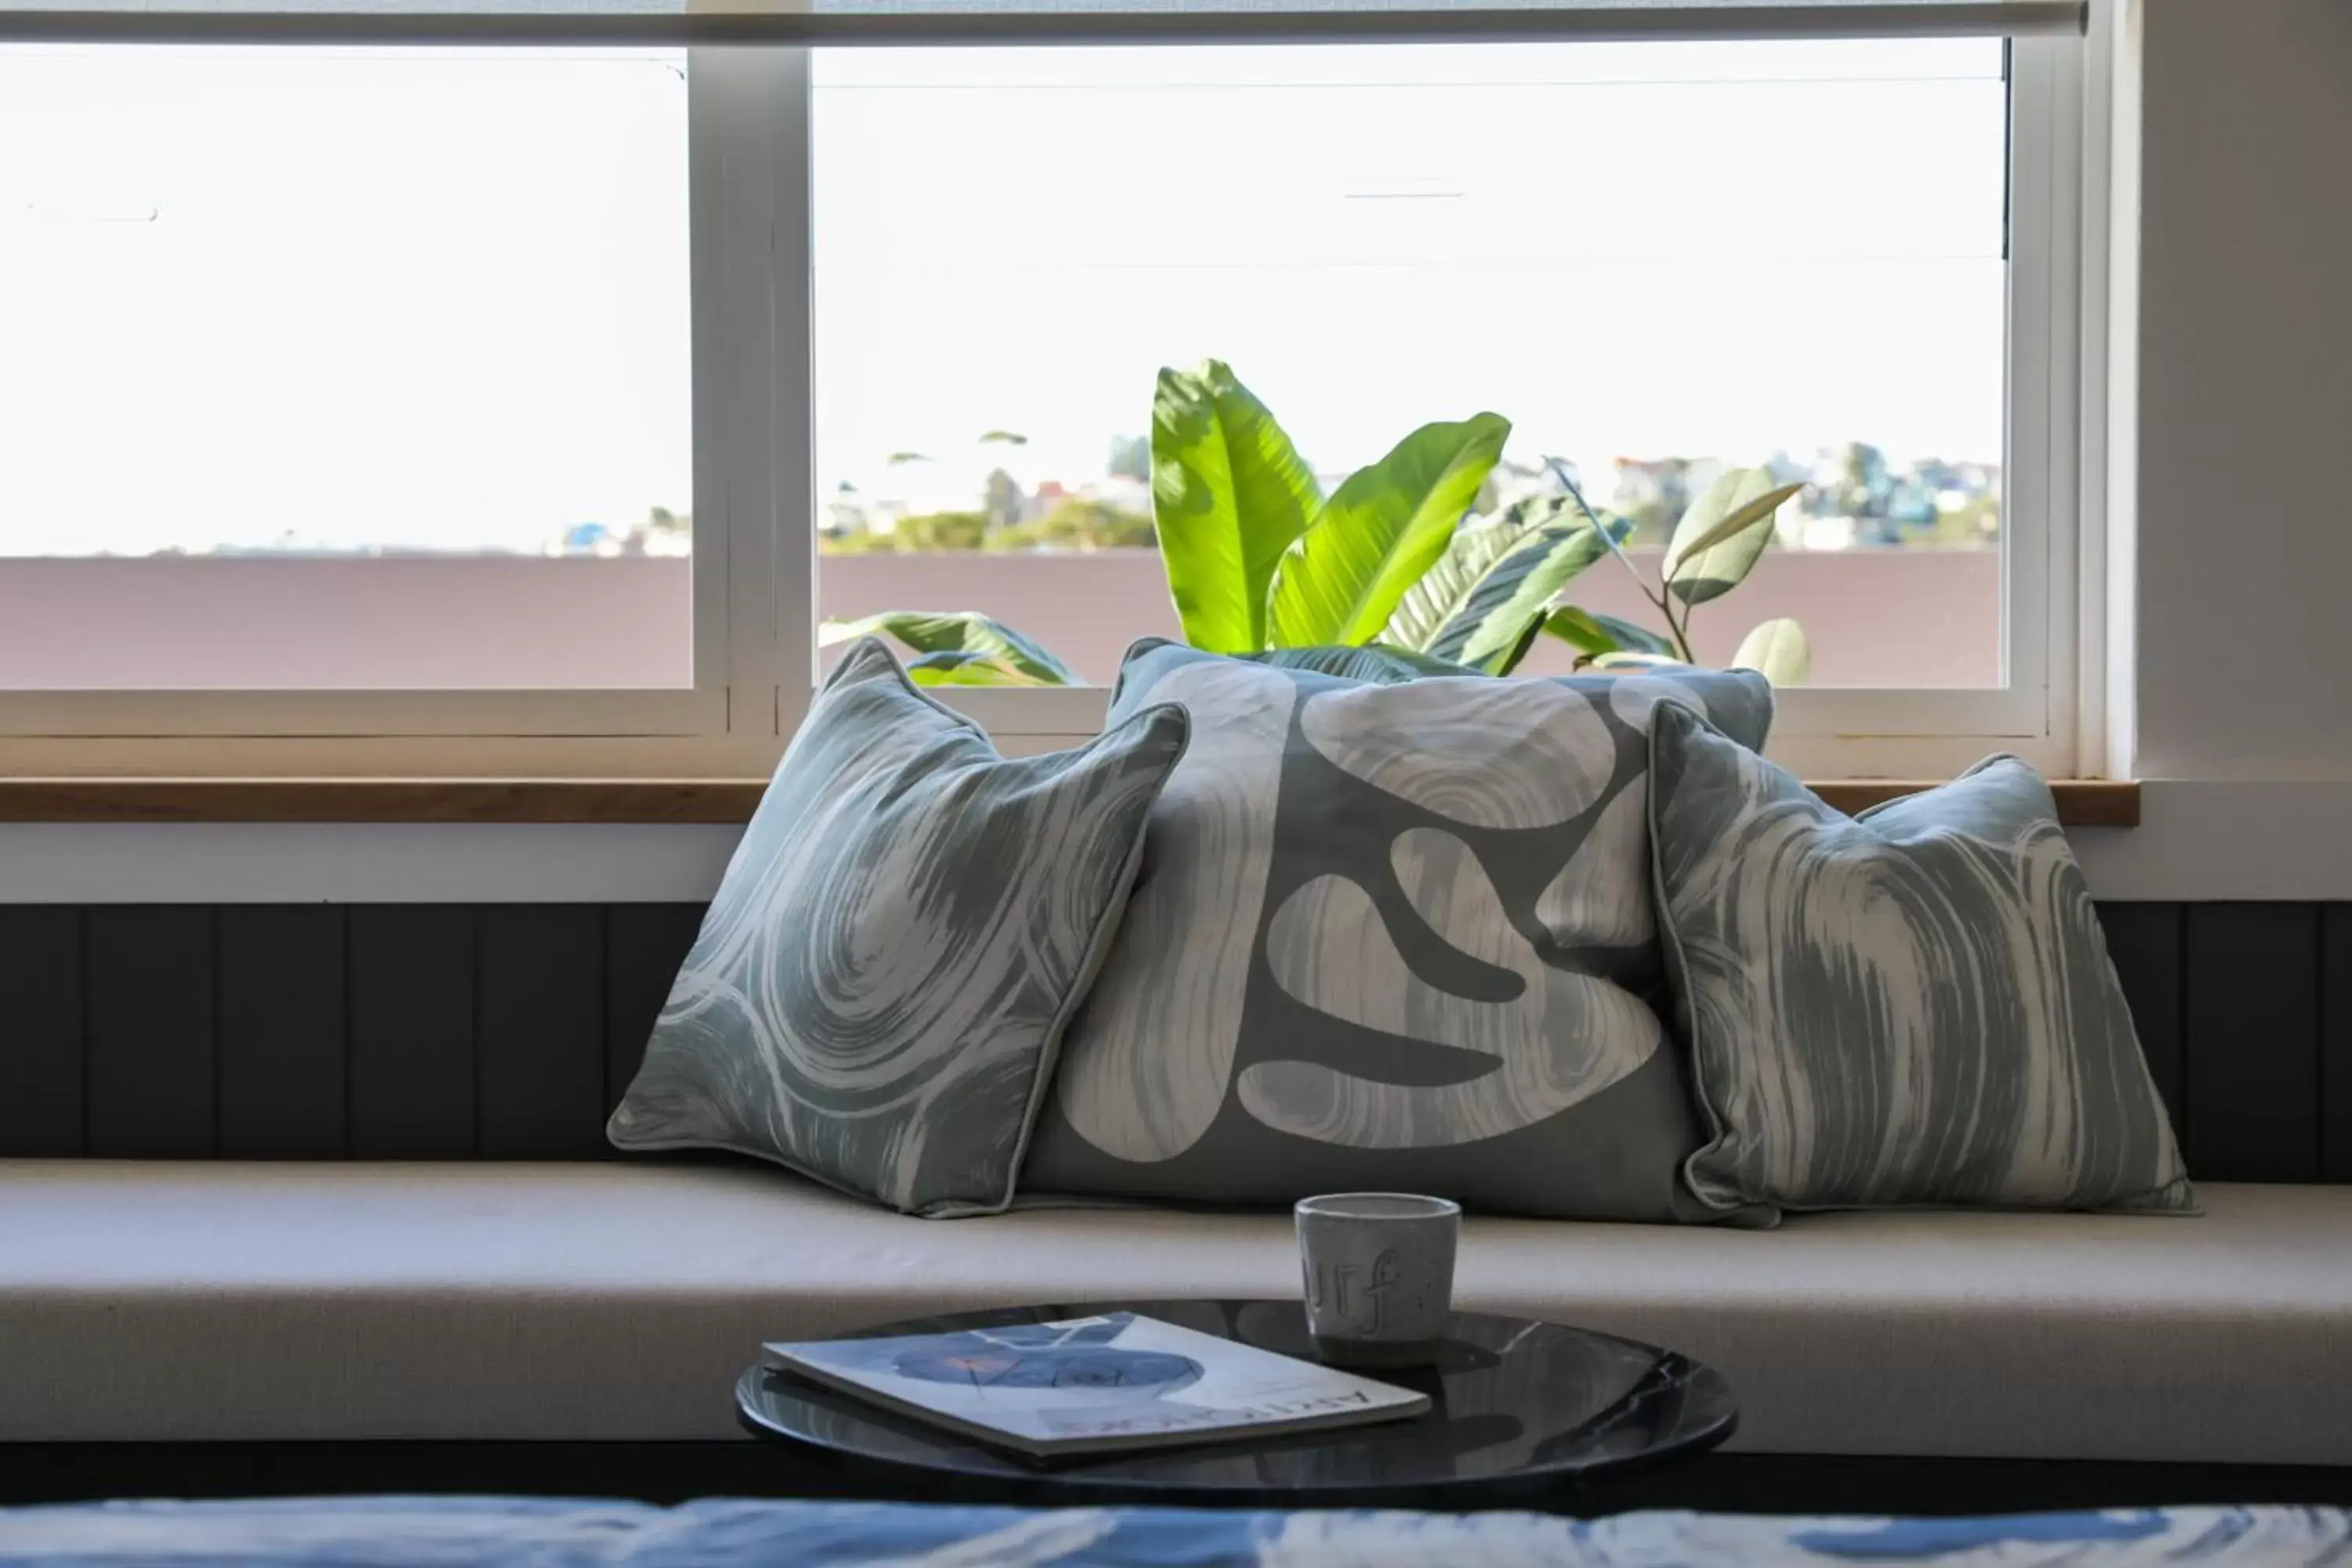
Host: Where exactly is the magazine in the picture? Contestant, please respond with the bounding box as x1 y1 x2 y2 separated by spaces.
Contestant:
762 1312 1431 1461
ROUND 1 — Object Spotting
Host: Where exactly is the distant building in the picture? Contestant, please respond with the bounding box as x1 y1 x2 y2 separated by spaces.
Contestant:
554 523 623 558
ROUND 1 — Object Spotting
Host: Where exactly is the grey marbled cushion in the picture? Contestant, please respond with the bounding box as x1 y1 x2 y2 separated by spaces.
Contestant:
1022 640 1772 1221
1648 701 2194 1218
608 637 1189 1218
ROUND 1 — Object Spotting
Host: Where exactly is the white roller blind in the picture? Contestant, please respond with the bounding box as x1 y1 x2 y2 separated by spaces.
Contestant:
0 0 2084 47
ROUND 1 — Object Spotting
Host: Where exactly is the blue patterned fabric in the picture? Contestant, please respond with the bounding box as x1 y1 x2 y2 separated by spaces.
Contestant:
2 1498 2347 1566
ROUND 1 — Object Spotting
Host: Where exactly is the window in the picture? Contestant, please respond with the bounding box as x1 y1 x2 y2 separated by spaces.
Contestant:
813 40 2008 690
0 19 2089 778
1 47 704 697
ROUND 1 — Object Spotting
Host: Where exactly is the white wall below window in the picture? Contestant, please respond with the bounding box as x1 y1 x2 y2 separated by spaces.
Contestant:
0 824 746 904
1 780 2344 903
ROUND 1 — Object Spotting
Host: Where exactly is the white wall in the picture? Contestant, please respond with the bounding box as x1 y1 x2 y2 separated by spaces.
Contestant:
2131 0 2352 782
2031 0 2352 897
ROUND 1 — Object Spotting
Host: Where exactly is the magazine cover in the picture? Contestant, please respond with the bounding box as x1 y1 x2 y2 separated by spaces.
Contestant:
763 1312 1430 1460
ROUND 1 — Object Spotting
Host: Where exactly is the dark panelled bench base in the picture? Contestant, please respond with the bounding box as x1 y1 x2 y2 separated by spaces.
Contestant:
5 901 2350 1179
2 1444 2347 1518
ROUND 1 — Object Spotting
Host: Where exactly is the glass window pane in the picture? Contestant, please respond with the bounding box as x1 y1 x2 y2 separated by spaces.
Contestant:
0 45 692 690
812 38 2005 688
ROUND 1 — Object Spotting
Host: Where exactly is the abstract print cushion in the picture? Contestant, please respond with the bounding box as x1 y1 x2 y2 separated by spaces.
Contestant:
608 637 1189 1218
1647 701 2194 1218
1022 640 1772 1221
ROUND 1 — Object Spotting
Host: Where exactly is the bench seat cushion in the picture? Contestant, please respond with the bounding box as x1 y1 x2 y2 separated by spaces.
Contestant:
2 1162 2345 1464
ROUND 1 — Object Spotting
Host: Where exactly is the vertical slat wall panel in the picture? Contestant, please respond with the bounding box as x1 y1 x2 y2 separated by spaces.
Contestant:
84 906 216 1158
218 906 348 1159
0 907 85 1156
0 898 2343 1177
604 904 708 1117
2184 903 2321 1182
2323 903 2352 1182
349 906 476 1159
477 906 607 1159
2094 902 2187 1142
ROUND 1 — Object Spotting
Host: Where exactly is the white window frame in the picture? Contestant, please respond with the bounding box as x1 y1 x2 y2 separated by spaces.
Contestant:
814 31 2099 779
1757 28 2090 779
0 44 779 771
0 26 2100 782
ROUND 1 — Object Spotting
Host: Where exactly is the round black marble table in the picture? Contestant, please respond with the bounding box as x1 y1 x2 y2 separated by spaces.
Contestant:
735 1298 1737 1509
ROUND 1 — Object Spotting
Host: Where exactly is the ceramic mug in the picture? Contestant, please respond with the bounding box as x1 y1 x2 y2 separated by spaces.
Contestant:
1295 1192 1461 1367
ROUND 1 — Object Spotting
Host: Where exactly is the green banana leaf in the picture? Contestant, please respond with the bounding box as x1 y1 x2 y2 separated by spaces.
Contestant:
1380 506 1530 654
1381 497 1623 673
1544 458 1648 585
1267 412 1510 648
1732 617 1812 687
1457 514 1626 670
900 650 1054 687
1247 644 1481 684
820 612 1077 686
1588 650 1687 672
1150 361 1323 654
1541 606 1680 665
1662 470 1805 607
1494 613 1552 677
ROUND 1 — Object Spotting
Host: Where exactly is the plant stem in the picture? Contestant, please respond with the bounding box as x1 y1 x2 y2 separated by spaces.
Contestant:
1546 457 1704 663
1661 593 1697 663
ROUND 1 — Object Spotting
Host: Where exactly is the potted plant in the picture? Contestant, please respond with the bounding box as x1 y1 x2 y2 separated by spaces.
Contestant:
823 361 1809 688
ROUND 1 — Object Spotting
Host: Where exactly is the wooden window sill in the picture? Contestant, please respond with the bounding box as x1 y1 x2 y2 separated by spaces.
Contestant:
0 778 2143 826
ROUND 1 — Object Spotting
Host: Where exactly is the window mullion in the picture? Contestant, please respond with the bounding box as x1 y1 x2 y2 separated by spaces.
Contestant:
694 45 814 761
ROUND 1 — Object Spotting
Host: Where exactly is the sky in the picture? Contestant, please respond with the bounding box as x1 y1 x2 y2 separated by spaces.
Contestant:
0 37 2005 556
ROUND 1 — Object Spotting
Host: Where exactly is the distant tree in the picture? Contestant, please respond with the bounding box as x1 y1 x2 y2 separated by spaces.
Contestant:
1830 441 1892 519
1611 457 1694 546
1011 499 1156 551
1107 434 1151 482
978 430 1029 447
864 510 989 552
1817 441 1895 543
983 467 1026 531
1930 494 2001 547
823 510 994 553
912 510 991 551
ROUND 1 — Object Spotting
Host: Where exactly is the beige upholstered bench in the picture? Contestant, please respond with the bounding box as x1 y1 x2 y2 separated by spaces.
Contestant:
4 1161 2346 1465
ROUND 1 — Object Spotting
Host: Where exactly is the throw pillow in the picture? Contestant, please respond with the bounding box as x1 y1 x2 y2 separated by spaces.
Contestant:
608 637 1191 1218
1647 700 2195 1217
1020 639 1773 1221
